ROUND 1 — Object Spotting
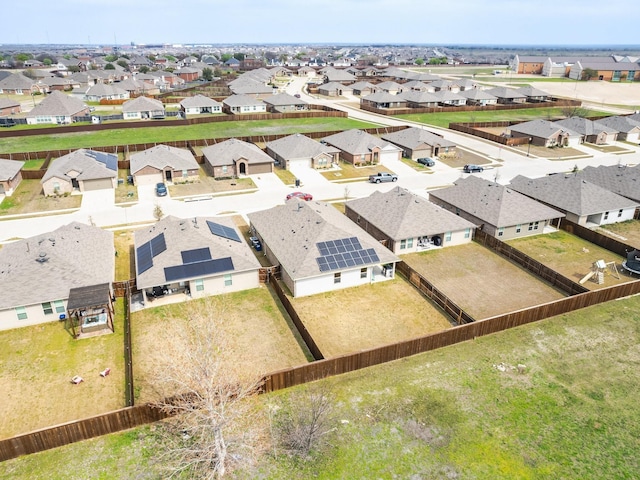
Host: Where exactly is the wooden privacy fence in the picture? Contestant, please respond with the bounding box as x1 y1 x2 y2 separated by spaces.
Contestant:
395 261 475 325
0 404 169 462
473 230 589 296
263 277 640 392
123 283 135 407
559 219 635 258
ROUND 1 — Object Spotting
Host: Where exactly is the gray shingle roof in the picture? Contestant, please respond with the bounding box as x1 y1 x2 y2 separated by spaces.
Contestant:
510 174 639 216
122 96 164 113
130 145 199 175
262 93 308 106
179 94 222 109
0 222 114 310
247 201 398 281
85 83 128 97
134 215 260 289
382 127 456 150
0 73 38 90
0 98 20 109
222 94 266 107
42 149 117 183
459 89 498 101
266 134 340 160
594 116 640 133
361 91 402 103
398 90 439 104
428 176 564 228
580 164 640 202
27 91 88 118
509 119 580 139
485 86 527 99
0 158 24 180
347 188 476 239
202 138 273 167
554 117 618 136
516 86 550 98
322 129 398 155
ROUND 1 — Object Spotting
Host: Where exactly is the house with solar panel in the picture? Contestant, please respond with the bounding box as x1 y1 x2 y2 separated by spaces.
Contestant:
134 216 261 306
41 149 118 196
247 200 399 298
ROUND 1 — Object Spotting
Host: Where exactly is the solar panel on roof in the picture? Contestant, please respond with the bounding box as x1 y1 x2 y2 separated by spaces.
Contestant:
181 247 212 264
149 233 167 257
164 257 234 282
206 220 241 242
136 242 153 275
315 237 380 272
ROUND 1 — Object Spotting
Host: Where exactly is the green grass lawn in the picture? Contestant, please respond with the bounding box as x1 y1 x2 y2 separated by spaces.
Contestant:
0 180 81 216
0 118 376 154
396 107 608 128
4 295 640 478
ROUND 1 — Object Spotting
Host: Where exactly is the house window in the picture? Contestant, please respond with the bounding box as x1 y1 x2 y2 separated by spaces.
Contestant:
604 211 609 220
16 307 27 321
195 279 204 292
516 224 522 233
360 154 366 162
54 300 65 314
407 238 413 248
42 302 53 315
445 231 452 242
182 170 188 178
222 165 228 174
356 215 361 224
464 228 471 239
528 221 539 231
224 274 232 287
400 239 407 250
618 209 623 218
498 227 504 237
334 272 341 284
360 268 367 279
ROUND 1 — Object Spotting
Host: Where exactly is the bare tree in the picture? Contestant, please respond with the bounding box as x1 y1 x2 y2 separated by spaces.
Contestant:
149 299 267 478
153 203 164 221
272 384 336 458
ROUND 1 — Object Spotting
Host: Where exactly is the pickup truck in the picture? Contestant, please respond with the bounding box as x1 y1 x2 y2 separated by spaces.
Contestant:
369 172 398 183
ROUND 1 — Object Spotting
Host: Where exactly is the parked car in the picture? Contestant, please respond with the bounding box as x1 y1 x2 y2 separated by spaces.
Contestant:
369 172 398 183
249 236 262 251
155 182 168 196
417 157 435 167
286 191 313 201
463 164 484 173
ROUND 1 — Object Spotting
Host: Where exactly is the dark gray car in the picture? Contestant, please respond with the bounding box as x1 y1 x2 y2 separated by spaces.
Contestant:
417 157 435 166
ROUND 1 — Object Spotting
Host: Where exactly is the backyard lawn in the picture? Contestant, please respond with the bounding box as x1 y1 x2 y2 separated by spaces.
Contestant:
289 277 453 358
131 287 310 403
0 118 377 154
403 242 566 320
597 220 640 249
0 180 81 216
0 300 126 439
508 230 630 290
4 295 640 479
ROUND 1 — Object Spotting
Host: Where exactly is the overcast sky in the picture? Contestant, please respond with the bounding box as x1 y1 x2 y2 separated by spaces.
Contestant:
3 0 638 46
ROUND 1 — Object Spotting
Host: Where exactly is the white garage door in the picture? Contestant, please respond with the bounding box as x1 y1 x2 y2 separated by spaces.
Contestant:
134 172 163 186
83 178 114 191
288 157 311 169
380 150 400 163
627 132 639 143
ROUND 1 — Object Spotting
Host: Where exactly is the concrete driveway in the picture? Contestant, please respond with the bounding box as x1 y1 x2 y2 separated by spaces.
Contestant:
80 189 115 212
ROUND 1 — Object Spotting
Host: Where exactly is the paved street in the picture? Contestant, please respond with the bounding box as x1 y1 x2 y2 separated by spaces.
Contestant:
1 84 640 243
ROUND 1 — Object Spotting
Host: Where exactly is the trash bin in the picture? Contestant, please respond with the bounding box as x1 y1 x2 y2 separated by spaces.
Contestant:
295 178 300 187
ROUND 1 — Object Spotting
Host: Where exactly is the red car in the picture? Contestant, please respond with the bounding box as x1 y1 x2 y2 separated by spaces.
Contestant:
286 191 313 201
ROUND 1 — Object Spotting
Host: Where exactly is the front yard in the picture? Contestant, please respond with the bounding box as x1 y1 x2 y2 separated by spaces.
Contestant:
288 277 453 358
403 242 566 319
0 180 81 216
168 170 257 197
131 287 310 404
508 230 630 290
320 161 394 182
0 300 126 439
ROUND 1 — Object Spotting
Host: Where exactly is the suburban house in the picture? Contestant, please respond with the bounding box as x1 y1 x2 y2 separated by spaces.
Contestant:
0 222 114 332
130 145 199 186
360 91 407 109
0 159 25 196
202 138 274 178
402 80 434 92
317 82 353 97
428 176 565 240
399 90 439 108
484 86 527 104
41 149 118 196
322 67 357 83
0 73 43 95
459 89 498 106
433 90 467 106
554 117 619 144
227 77 274 96
516 86 550 102
175 67 202 82
0 98 21 116
222 94 267 114
134 215 261 307
26 91 90 125
82 83 130 102
179 94 223 115
349 81 376 96
322 129 402 166
509 174 639 226
429 79 459 93
382 127 457 160
345 188 476 254
262 93 309 113
265 133 340 170
593 116 640 143
122 96 165 120
247 200 399 298
580 164 640 203
373 81 405 94
508 119 582 147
